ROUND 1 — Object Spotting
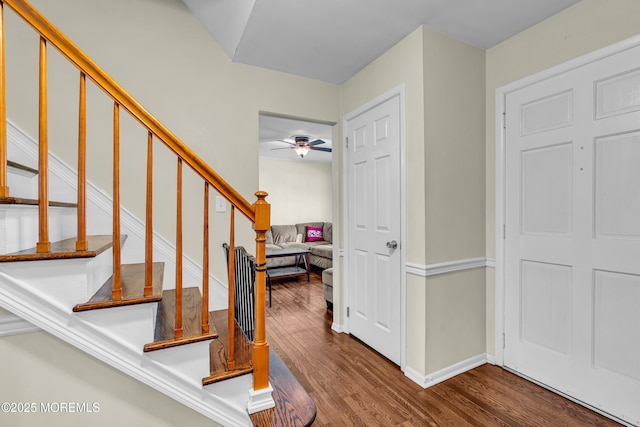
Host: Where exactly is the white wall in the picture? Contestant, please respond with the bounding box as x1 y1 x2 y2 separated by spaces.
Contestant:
258 158 332 225
485 0 640 356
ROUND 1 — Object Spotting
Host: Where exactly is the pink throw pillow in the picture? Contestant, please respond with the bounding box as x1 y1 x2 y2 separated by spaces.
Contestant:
306 226 323 242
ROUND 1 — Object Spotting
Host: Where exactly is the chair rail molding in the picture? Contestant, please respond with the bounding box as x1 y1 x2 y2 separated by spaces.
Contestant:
406 257 495 277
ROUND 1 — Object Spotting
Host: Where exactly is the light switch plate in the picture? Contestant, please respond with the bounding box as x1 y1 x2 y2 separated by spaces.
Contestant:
215 195 227 213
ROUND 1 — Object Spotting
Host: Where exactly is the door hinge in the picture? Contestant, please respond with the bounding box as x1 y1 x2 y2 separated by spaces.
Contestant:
502 332 506 349
345 137 349 148
503 223 506 239
347 307 350 317
502 111 506 129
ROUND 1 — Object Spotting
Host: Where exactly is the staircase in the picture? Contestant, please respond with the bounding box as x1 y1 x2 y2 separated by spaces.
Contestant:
0 0 314 426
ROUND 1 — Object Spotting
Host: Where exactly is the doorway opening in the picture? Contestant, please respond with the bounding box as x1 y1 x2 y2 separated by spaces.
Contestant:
258 112 337 313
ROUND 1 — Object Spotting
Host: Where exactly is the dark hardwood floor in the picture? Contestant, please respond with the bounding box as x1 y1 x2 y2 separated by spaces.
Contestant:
265 272 621 427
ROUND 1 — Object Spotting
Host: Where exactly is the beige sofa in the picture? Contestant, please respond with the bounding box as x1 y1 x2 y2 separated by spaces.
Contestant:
266 222 332 270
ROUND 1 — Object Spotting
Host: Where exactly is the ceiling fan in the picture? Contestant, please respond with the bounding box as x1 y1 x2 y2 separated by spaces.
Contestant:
271 135 332 158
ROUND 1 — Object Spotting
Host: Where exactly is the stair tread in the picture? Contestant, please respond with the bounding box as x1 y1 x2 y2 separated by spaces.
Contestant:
0 196 76 208
143 287 218 352
7 160 38 176
249 349 317 427
73 262 165 312
202 309 253 385
0 235 115 262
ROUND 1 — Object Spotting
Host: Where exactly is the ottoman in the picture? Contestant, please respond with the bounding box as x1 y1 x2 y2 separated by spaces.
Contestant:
322 267 333 310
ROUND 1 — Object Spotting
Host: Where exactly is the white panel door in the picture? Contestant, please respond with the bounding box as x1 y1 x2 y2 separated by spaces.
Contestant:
504 44 640 425
346 93 401 365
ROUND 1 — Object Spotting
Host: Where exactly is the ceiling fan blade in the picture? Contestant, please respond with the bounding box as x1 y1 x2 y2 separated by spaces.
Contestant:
310 147 332 152
308 139 326 146
271 147 295 151
277 139 296 146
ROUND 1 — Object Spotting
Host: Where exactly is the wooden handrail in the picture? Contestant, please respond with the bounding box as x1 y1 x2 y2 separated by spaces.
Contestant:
2 0 255 221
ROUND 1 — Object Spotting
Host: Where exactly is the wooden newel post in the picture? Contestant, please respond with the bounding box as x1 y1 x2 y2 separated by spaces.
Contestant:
252 191 270 391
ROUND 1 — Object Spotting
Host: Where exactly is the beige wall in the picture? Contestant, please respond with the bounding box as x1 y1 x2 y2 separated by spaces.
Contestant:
485 0 640 356
423 29 485 264
422 28 486 374
0 331 222 427
426 269 486 373
258 158 332 225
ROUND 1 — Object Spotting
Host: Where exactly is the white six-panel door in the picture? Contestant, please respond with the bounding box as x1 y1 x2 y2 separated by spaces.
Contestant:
345 93 401 365
504 43 640 425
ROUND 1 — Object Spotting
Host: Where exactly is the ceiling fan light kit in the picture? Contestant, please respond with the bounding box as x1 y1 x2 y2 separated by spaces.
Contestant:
294 145 310 157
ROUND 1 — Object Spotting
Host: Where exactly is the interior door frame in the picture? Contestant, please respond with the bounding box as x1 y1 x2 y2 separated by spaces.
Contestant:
342 84 407 370
494 34 640 367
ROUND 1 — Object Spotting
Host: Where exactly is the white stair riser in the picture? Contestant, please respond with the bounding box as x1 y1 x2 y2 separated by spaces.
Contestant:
205 373 254 414
146 340 212 388
0 206 77 254
0 250 113 310
76 303 157 352
7 165 37 199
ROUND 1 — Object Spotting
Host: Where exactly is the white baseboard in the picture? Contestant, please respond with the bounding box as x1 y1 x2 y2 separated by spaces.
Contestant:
331 322 345 333
404 353 490 389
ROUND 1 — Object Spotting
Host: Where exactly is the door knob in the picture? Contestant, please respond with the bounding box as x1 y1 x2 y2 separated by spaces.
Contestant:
386 240 398 250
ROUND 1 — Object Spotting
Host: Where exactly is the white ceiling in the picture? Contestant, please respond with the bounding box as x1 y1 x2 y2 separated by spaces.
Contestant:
258 115 333 163
182 0 581 84
182 0 581 162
